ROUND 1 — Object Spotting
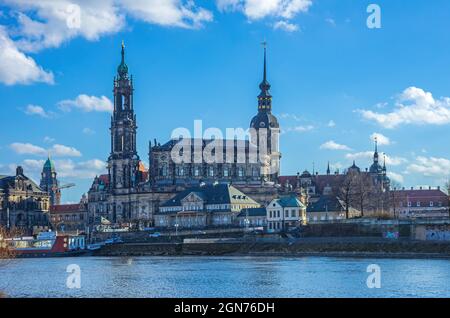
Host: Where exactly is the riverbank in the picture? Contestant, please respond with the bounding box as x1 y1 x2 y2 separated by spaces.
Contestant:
93 238 450 259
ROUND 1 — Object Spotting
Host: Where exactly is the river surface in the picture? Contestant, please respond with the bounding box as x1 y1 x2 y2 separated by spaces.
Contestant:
0 256 449 298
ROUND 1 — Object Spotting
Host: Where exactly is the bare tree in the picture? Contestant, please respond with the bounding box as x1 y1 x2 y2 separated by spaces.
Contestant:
351 173 373 218
386 182 402 219
339 172 358 219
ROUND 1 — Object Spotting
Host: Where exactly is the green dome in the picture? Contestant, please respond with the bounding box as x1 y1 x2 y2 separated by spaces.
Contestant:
43 157 55 172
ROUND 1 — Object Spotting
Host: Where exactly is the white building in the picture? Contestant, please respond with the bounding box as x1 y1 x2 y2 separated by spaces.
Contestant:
266 196 306 232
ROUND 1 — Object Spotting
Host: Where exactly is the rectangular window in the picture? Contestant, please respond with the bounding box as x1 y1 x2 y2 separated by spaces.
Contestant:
430 201 434 207
417 201 421 207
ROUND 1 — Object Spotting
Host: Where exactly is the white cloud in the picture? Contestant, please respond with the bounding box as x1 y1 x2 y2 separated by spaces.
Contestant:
3 0 213 53
58 94 113 113
50 144 82 157
120 0 213 29
82 128 95 135
10 142 81 157
370 132 391 146
4 0 125 52
387 172 404 184
10 142 47 156
358 87 450 129
217 0 312 20
327 120 336 127
43 136 55 143
406 156 450 177
55 159 107 179
24 104 52 118
0 27 54 85
10 158 107 180
320 140 352 151
217 0 311 31
285 125 314 133
345 151 407 166
279 113 302 121
0 1 213 86
325 18 336 26
273 20 298 32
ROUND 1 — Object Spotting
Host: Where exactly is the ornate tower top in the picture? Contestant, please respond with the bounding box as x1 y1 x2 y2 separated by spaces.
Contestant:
117 41 129 79
258 41 272 113
373 136 379 163
43 154 56 172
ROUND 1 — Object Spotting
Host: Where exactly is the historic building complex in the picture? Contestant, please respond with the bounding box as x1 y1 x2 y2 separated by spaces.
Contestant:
85 42 400 229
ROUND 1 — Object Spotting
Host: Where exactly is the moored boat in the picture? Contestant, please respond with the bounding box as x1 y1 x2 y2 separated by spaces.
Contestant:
7 231 88 258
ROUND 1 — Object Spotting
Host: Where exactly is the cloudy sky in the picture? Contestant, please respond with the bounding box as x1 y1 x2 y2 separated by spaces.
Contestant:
0 0 449 203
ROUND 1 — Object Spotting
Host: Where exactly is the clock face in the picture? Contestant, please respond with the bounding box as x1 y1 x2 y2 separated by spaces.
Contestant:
259 122 266 128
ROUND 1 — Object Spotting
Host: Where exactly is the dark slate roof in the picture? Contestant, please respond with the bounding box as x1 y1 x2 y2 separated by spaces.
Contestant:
160 183 258 208
307 195 345 213
153 138 257 152
277 196 305 208
237 207 267 218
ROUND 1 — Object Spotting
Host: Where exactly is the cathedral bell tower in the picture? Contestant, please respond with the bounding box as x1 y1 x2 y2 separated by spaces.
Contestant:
250 42 281 182
108 42 140 194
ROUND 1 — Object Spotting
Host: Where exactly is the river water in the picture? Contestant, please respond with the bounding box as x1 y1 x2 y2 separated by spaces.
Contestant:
0 256 449 298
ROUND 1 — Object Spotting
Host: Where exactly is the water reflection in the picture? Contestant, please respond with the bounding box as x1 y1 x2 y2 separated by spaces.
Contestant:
0 257 449 298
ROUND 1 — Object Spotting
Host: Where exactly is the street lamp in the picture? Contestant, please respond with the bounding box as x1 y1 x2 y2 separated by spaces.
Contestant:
174 223 179 236
244 218 250 232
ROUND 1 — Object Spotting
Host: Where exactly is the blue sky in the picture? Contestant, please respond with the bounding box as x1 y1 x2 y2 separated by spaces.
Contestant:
1 0 450 203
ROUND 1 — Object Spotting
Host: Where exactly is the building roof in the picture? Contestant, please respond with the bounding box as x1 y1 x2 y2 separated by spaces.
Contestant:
50 204 86 214
0 171 42 193
160 183 259 208
153 138 257 152
237 207 267 218
277 196 305 208
307 195 345 213
393 188 448 205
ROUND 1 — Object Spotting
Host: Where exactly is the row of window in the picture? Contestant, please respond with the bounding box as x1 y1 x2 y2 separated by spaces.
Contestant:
51 214 85 222
159 166 260 178
400 201 443 208
268 209 299 219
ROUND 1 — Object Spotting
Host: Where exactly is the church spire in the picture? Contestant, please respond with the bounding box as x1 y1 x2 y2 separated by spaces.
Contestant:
117 40 129 79
258 41 272 113
373 136 379 163
327 161 331 175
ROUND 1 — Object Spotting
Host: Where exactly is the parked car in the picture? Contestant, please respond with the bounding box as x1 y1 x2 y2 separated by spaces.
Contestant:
149 232 161 238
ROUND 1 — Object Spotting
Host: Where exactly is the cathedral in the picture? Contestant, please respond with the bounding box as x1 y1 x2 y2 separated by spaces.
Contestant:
88 42 390 225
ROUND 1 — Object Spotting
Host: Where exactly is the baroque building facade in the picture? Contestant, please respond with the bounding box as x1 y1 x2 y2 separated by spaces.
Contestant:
0 166 50 233
88 43 282 225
